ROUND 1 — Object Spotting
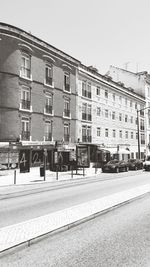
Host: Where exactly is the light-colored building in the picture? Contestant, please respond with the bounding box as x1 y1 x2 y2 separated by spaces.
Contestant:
108 65 150 156
76 65 146 160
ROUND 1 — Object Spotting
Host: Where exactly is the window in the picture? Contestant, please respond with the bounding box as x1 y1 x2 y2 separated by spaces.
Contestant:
125 131 128 139
97 107 101 116
45 93 53 114
45 121 52 141
112 111 115 120
64 123 70 142
105 109 108 118
130 100 132 107
64 72 70 92
97 127 101 137
125 115 128 122
140 119 145 131
141 133 145 145
45 64 53 86
64 98 70 117
21 117 30 140
130 116 133 123
20 53 31 79
87 83 92 98
82 103 92 121
112 129 116 138
21 86 31 110
119 130 122 138
82 81 91 98
82 81 86 97
82 125 92 142
119 96 122 103
96 86 100 96
105 128 109 137
135 102 137 109
125 98 127 106
119 113 122 121
131 132 134 139
105 90 108 98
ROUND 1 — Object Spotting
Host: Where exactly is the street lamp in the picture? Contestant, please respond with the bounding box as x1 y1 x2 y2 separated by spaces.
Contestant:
137 106 149 159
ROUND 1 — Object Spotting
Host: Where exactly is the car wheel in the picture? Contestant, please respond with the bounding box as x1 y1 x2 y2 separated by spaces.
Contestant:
126 166 129 172
115 167 119 173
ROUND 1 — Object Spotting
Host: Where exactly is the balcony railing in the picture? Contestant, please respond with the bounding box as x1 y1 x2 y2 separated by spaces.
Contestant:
21 100 31 110
45 133 52 141
64 134 70 142
45 105 53 114
20 67 31 79
45 77 53 86
21 131 30 141
64 109 70 117
82 113 92 121
82 136 92 143
64 83 70 92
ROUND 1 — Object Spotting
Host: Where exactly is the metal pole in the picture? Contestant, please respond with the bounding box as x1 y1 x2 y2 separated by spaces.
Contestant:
44 154 46 181
137 109 141 159
14 170 16 184
71 165 73 178
56 165 58 180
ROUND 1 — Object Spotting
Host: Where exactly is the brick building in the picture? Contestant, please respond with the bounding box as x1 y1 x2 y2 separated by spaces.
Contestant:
0 23 147 164
0 22 80 146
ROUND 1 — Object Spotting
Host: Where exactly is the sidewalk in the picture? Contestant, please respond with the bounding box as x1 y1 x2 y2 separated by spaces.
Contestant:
0 166 100 187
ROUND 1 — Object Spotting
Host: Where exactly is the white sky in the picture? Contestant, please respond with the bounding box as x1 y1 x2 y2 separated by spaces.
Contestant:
1 0 150 74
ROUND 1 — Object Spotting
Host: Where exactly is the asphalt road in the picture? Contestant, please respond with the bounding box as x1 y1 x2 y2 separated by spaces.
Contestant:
1 192 150 267
0 170 150 227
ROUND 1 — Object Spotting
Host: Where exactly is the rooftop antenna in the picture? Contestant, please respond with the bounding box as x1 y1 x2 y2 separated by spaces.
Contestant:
124 62 130 70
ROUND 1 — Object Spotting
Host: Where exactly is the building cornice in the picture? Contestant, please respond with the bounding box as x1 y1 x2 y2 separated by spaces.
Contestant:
78 67 145 103
0 22 80 67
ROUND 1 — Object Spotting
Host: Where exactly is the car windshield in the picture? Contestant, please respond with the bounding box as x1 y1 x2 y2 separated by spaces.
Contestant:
128 159 135 162
108 160 118 164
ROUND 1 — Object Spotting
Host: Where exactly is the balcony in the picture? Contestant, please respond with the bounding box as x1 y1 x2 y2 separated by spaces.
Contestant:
45 105 53 115
21 131 30 141
44 77 54 88
82 136 92 143
45 133 52 141
63 109 71 119
20 68 32 80
63 84 70 93
21 100 31 110
82 113 92 121
20 100 32 112
64 134 70 142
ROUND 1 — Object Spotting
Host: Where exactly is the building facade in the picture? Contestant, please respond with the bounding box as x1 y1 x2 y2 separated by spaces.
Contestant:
0 22 80 146
0 23 147 164
108 65 150 156
76 65 146 160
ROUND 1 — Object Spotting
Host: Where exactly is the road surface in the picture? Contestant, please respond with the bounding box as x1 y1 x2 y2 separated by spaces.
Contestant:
0 170 150 227
1 192 150 266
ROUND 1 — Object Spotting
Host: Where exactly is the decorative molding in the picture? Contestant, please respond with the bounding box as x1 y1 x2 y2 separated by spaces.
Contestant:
43 54 55 63
18 43 33 54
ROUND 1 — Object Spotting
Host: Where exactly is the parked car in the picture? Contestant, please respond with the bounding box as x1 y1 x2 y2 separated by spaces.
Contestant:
127 159 143 170
101 159 129 173
143 155 150 171
0 164 7 170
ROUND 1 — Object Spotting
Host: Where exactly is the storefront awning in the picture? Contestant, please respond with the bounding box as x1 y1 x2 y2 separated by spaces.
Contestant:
108 148 130 154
